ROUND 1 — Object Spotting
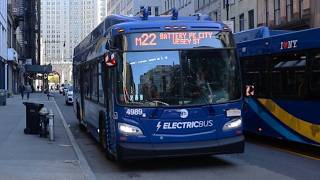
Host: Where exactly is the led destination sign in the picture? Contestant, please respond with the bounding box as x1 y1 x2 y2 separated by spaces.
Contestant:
126 31 231 50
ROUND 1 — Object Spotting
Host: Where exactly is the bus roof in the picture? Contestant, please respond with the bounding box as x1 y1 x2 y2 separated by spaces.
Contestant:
234 27 320 57
74 14 227 58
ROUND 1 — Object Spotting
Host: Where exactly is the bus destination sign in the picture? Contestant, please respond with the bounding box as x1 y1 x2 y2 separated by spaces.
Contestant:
126 31 224 50
135 32 215 46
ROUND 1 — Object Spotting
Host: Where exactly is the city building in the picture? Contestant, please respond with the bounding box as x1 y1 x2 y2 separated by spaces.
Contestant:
0 0 8 90
95 0 108 24
7 0 22 95
257 0 320 30
40 0 101 83
219 0 258 33
195 0 221 21
107 0 162 16
162 0 194 16
10 0 41 89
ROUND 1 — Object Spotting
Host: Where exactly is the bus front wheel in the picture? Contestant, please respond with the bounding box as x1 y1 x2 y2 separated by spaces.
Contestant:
99 112 115 161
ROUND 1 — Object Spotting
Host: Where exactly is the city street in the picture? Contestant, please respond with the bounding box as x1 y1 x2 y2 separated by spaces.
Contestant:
53 93 320 180
1 0 320 179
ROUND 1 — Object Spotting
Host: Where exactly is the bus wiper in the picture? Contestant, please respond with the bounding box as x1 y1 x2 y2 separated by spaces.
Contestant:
193 46 214 49
148 100 169 118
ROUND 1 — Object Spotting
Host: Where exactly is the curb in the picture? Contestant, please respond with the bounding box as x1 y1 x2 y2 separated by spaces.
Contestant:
53 99 97 180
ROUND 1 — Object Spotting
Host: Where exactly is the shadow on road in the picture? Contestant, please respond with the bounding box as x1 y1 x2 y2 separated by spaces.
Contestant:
117 155 235 172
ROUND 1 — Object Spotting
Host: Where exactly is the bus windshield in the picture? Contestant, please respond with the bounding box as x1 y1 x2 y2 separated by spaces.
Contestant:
117 49 241 107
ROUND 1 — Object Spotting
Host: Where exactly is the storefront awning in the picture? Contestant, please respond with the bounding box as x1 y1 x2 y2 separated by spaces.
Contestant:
25 65 52 74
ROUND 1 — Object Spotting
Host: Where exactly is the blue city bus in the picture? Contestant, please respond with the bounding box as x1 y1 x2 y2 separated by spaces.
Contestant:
235 27 320 146
73 11 244 161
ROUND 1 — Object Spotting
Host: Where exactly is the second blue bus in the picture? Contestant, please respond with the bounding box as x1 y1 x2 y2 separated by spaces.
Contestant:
235 27 320 146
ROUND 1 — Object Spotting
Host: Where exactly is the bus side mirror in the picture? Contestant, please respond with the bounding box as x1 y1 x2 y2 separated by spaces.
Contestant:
105 52 117 67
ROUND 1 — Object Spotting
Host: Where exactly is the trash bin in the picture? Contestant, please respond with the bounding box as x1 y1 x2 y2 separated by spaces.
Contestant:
23 102 44 134
0 89 6 106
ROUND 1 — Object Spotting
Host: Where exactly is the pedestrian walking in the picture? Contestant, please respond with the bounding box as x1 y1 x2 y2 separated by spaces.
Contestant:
25 83 32 100
19 84 25 100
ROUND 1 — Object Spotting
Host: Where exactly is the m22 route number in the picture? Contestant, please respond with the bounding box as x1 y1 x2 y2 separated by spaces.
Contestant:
135 33 157 46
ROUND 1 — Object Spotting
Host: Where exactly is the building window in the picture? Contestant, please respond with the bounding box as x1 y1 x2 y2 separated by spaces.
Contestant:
299 0 304 19
274 0 281 25
248 10 254 29
148 6 151 15
239 13 244 31
230 17 235 32
286 0 293 22
265 0 269 25
155 7 159 16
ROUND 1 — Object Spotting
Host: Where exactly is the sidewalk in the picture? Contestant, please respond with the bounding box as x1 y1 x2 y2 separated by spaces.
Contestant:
0 93 86 180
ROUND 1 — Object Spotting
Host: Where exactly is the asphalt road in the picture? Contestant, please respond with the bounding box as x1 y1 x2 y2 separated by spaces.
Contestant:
54 93 320 180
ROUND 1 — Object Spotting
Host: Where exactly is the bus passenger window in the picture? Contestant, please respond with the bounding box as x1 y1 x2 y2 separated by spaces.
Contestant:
311 53 320 98
92 64 99 102
84 66 91 99
98 63 105 104
271 54 306 99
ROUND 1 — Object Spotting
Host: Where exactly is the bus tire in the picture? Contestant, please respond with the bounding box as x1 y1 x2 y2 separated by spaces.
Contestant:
99 112 114 161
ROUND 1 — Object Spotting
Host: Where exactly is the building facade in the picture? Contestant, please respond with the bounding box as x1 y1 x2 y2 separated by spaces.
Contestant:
257 0 320 30
95 0 108 24
0 0 8 90
195 0 221 21
108 0 162 16
40 0 101 83
7 0 22 95
219 0 258 33
162 0 194 16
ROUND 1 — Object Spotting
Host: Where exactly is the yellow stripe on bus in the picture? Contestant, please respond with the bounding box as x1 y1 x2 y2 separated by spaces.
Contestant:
258 98 320 144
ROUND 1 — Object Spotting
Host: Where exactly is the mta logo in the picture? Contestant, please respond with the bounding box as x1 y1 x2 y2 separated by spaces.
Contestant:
179 109 188 119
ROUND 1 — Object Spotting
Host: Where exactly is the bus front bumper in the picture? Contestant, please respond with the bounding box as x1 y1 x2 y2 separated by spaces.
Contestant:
118 135 244 160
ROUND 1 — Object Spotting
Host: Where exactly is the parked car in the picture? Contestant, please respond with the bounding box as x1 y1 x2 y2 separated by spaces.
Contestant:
65 86 73 105
62 84 70 96
63 86 69 96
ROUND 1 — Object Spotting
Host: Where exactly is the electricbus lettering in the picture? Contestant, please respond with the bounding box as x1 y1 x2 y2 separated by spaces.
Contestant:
280 40 298 50
156 120 214 132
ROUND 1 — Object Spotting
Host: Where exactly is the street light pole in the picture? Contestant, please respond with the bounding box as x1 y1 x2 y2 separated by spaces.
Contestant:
226 0 230 20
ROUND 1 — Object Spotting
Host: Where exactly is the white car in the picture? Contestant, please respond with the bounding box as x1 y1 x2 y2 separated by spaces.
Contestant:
65 86 73 105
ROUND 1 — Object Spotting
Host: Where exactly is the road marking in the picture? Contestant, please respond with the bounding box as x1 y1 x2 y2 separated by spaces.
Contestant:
275 147 320 161
53 99 97 180
256 142 320 161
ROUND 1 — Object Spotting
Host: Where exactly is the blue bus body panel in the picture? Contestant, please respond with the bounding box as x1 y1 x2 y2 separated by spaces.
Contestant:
235 27 320 57
114 101 243 144
244 98 320 145
111 20 225 35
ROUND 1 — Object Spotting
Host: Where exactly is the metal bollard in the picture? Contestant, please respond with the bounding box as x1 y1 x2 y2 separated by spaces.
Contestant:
48 109 55 141
39 107 49 138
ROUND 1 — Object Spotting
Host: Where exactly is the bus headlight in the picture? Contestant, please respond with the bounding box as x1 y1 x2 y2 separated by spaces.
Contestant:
223 118 242 131
118 123 143 136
